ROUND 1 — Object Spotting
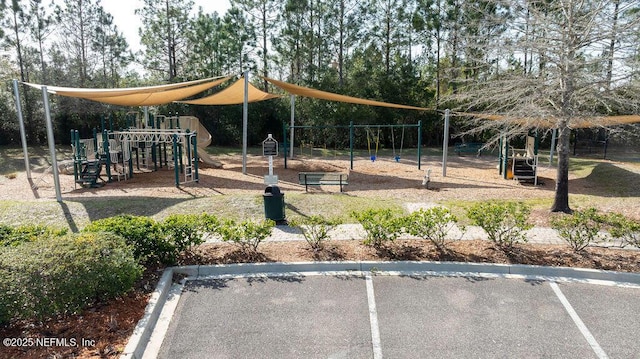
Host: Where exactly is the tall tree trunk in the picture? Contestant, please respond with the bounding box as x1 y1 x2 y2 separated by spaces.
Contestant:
384 1 391 74
435 0 441 108
551 119 572 213
338 0 345 86
262 2 268 91
166 0 175 80
605 0 619 89
12 6 35 142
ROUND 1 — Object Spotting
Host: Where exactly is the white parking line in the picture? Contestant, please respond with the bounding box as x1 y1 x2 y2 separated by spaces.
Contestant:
549 282 609 359
366 274 383 359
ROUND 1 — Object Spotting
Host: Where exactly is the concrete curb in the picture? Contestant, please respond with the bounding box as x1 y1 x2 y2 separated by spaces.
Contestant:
120 269 173 359
120 261 640 359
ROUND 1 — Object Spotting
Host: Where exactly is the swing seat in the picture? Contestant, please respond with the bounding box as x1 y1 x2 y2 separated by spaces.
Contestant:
370 155 377 162
394 155 401 162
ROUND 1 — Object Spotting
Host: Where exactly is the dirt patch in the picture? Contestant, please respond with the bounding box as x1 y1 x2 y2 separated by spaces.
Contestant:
185 239 640 273
3 153 639 220
1 152 639 358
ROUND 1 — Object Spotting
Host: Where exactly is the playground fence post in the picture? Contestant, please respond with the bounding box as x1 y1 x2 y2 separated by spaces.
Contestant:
442 109 450 177
418 120 422 170
13 79 31 179
349 121 354 170
42 86 62 202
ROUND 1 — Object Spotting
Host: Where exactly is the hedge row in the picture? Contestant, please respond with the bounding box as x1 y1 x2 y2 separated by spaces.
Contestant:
0 232 141 324
1 207 637 325
346 203 640 252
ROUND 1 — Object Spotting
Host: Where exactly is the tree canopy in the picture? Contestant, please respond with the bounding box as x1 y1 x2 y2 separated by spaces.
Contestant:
1 0 639 211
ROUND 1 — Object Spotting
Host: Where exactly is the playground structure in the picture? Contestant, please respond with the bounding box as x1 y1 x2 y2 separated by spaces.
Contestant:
283 121 423 170
70 114 212 188
498 131 540 185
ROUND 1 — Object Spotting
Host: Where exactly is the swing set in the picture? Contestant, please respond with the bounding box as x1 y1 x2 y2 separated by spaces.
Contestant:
283 121 422 170
366 125 405 162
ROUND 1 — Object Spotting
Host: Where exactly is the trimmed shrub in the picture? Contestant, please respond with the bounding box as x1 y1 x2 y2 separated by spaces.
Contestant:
466 201 532 249
551 208 605 252
83 215 171 264
160 213 220 255
0 224 67 247
0 232 142 324
0 224 13 243
605 213 640 248
352 209 404 248
404 207 462 251
217 219 275 254
289 215 341 251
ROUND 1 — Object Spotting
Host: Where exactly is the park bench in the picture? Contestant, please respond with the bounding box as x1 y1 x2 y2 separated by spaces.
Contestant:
454 142 485 156
298 172 349 192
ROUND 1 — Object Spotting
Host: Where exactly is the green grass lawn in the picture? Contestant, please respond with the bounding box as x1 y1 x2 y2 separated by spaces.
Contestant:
1 145 638 231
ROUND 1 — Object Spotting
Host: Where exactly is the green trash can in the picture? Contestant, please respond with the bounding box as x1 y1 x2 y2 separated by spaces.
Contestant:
263 185 285 221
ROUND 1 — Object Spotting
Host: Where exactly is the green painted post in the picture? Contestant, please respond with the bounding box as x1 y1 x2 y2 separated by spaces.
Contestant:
503 135 509 180
178 136 184 173
151 114 158 171
193 133 199 182
185 130 192 174
349 121 354 170
92 128 98 153
71 130 78 183
417 121 422 170
103 129 112 182
173 134 180 187
128 144 134 179
498 134 503 176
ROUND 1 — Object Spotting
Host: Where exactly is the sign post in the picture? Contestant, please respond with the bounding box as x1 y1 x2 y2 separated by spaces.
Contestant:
262 134 279 185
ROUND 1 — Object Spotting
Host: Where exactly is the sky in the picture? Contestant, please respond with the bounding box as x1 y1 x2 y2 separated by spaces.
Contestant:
101 0 231 53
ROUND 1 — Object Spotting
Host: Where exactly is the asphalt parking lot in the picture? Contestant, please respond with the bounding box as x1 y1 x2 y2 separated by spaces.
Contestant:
149 273 640 359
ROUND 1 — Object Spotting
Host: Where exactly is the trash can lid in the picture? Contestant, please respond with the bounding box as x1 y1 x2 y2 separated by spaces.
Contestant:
264 185 281 195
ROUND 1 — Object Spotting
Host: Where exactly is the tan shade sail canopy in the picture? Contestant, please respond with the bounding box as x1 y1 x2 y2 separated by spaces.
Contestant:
24 76 230 99
262 76 431 111
81 78 232 106
177 77 281 105
454 112 640 129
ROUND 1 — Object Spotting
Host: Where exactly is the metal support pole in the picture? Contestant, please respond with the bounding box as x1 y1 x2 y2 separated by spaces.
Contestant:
498 135 503 175
290 94 295 158
193 133 199 182
103 129 111 182
242 71 249 175
173 134 180 187
442 109 450 177
42 86 62 202
13 80 31 179
283 123 288 169
349 121 354 170
417 121 422 170
503 135 509 180
144 107 149 128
